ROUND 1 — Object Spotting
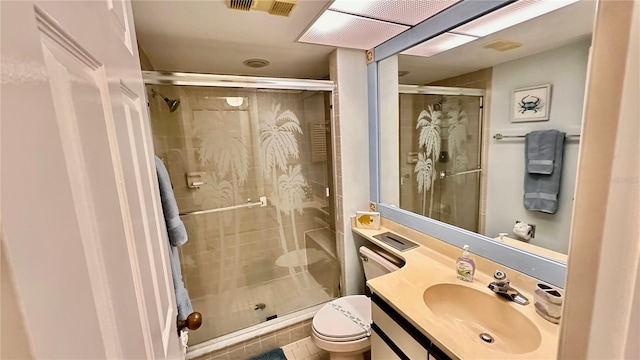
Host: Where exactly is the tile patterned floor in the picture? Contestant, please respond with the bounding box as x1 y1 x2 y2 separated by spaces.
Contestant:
282 337 329 360
189 271 332 346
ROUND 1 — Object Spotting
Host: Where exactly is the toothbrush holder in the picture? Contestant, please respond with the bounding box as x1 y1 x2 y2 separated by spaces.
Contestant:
534 283 563 324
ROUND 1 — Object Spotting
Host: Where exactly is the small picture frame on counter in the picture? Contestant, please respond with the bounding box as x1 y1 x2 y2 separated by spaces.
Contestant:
355 211 381 230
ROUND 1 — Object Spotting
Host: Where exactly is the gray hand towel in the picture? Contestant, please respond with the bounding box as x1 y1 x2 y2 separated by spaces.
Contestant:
524 130 566 214
155 156 188 247
155 156 193 320
526 130 562 174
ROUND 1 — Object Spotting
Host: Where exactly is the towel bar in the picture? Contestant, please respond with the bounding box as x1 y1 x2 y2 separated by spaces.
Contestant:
439 168 482 179
493 133 581 140
179 196 267 217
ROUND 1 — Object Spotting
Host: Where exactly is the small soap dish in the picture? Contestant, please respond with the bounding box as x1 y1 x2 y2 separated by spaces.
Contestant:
534 283 563 324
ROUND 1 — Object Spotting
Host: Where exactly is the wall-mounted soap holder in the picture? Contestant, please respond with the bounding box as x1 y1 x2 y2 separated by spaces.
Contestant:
406 152 418 164
186 172 206 189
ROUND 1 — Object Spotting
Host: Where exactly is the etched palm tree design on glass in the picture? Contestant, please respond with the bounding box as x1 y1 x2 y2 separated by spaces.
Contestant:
259 103 306 274
447 105 469 185
194 111 249 187
276 164 308 267
200 172 233 293
415 152 434 216
446 104 469 223
415 105 442 217
194 110 249 290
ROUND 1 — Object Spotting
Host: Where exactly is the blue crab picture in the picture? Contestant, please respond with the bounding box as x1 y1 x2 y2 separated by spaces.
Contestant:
519 95 543 114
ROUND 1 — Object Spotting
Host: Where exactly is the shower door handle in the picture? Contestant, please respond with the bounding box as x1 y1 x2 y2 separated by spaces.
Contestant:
177 311 202 332
440 169 482 180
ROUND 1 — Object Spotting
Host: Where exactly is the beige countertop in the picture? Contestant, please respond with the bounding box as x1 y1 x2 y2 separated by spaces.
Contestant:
353 223 561 360
493 235 568 263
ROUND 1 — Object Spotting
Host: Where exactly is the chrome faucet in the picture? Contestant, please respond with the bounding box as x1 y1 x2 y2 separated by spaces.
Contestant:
488 270 529 305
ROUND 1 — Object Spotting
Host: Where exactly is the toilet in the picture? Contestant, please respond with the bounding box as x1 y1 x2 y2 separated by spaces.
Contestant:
311 246 401 360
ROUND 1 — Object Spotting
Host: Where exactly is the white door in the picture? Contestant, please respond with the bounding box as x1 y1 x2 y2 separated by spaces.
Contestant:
1 1 181 359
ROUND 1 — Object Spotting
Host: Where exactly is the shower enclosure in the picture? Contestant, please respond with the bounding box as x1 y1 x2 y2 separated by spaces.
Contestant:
144 73 338 347
399 87 484 233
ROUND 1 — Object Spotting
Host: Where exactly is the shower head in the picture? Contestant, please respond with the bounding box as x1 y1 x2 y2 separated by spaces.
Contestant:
151 89 180 112
166 98 180 112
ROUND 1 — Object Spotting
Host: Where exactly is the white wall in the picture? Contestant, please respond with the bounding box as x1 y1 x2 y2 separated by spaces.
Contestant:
330 48 370 295
485 40 590 254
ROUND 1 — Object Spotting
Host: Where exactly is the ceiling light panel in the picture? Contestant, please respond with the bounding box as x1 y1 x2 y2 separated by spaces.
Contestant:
402 32 477 57
299 10 409 50
329 0 462 26
454 0 581 37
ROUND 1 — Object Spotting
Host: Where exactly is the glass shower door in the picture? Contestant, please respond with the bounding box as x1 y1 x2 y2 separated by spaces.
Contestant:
147 84 338 346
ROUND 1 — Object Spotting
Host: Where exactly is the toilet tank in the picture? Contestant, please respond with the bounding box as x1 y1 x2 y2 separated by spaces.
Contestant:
359 246 401 280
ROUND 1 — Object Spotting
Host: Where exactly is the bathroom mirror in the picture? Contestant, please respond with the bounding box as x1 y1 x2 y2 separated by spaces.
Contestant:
368 0 597 287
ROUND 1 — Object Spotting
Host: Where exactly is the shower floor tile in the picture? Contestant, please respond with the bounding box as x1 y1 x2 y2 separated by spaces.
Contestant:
189 271 332 346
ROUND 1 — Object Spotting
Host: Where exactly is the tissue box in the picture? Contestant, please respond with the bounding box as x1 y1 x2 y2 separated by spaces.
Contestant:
355 211 381 230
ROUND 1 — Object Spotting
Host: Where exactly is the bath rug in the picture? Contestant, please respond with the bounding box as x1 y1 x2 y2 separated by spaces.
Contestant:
249 347 287 360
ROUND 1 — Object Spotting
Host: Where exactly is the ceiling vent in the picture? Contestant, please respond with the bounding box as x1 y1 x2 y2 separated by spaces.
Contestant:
227 0 254 12
227 0 297 16
482 39 523 52
269 0 296 16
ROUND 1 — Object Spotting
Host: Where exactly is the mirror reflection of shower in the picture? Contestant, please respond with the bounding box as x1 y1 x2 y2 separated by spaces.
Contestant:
151 88 181 112
399 91 484 233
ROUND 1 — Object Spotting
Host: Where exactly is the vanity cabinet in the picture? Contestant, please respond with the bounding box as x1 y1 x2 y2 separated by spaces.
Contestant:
371 331 402 360
371 293 453 360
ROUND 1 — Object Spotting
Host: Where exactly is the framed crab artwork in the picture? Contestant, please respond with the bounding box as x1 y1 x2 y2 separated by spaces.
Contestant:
511 84 552 122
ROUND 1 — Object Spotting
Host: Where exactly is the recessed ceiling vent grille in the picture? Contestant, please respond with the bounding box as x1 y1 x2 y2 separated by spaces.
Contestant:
269 0 296 16
227 0 297 16
482 39 523 52
227 0 254 11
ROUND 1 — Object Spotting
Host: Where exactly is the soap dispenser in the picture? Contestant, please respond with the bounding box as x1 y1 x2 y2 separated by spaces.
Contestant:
456 245 476 282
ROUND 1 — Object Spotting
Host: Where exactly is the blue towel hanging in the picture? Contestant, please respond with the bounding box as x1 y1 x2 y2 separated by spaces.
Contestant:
524 130 566 214
155 156 194 320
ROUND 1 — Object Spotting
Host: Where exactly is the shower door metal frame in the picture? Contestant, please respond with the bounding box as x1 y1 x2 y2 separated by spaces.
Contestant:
142 71 334 91
398 85 484 97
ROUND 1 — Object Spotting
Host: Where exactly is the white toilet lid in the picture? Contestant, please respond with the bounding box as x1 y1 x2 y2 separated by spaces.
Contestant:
313 295 371 341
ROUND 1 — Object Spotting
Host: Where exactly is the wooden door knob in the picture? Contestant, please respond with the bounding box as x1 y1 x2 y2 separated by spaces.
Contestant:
177 312 202 331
